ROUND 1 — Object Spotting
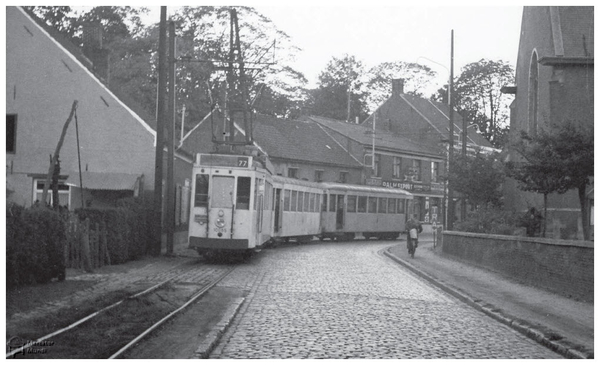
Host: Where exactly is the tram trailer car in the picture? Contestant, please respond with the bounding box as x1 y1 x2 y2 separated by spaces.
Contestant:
320 183 412 241
188 153 413 258
271 175 323 243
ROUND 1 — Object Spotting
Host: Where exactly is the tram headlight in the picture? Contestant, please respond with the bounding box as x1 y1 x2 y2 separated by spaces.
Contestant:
215 218 226 228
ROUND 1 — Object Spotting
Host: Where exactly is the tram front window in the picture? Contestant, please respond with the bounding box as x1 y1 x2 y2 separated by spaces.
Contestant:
194 174 209 207
212 176 235 208
236 176 251 210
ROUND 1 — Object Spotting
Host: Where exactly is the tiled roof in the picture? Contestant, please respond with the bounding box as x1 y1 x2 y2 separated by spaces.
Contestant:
252 115 361 167
362 93 493 149
302 115 441 158
179 113 362 168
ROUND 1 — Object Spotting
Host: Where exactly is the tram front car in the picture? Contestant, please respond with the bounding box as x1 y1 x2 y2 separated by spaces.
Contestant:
188 153 271 259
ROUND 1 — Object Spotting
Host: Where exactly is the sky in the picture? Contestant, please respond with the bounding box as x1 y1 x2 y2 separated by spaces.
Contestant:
141 3 524 93
254 5 524 90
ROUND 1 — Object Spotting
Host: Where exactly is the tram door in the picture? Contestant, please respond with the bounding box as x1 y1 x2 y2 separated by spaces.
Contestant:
336 194 345 229
273 188 282 233
255 178 264 236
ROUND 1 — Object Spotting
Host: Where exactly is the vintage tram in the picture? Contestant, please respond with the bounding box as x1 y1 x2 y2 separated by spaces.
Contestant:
188 152 413 258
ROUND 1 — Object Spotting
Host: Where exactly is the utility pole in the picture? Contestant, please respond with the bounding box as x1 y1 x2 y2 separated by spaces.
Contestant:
153 7 167 256
447 29 455 231
166 20 176 255
461 77 468 221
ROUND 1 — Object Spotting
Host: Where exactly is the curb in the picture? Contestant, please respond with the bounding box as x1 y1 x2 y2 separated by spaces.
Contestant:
194 297 245 359
383 248 593 359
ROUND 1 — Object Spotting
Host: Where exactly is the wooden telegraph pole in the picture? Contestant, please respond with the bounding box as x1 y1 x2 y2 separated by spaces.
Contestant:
166 20 176 255
153 7 167 256
447 29 455 231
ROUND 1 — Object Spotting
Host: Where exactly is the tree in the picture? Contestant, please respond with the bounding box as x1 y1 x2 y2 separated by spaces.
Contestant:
171 6 309 122
309 54 368 122
447 151 505 210
363 61 437 113
435 59 515 148
505 119 593 239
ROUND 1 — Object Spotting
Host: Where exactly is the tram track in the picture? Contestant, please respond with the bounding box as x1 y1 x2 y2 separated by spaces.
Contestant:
6 265 236 359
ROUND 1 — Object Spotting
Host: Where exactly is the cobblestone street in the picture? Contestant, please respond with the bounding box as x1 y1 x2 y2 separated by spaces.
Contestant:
210 241 562 359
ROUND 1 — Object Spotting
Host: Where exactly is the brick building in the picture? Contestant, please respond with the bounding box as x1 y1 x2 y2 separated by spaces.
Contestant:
502 6 594 239
347 79 494 225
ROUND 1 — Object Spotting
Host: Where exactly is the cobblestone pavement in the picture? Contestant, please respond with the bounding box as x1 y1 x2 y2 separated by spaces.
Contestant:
210 241 562 359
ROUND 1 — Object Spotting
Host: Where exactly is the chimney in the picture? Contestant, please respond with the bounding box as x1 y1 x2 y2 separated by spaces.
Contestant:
391 78 405 96
82 23 111 84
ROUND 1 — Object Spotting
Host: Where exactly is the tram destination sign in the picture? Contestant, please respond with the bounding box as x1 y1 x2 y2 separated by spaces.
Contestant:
199 154 252 168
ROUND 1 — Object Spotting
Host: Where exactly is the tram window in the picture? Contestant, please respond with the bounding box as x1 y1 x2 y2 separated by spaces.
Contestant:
309 193 314 212
194 174 209 207
322 194 328 212
329 194 337 212
284 190 290 211
304 192 310 212
357 196 367 213
378 198 387 213
298 191 304 212
397 199 405 214
388 198 396 214
291 191 298 211
368 197 377 213
211 176 235 208
347 195 357 213
236 176 251 210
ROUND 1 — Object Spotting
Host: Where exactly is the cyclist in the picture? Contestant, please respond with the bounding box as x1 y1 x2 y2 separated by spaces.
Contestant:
406 214 423 258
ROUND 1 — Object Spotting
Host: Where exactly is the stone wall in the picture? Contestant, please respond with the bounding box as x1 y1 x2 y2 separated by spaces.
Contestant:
441 232 593 302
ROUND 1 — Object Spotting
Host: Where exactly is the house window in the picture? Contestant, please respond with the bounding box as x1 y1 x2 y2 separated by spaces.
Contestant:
393 157 402 178
288 168 298 179
374 154 381 177
34 179 70 207
431 162 440 183
339 171 348 183
7 114 16 153
315 170 324 182
408 160 422 181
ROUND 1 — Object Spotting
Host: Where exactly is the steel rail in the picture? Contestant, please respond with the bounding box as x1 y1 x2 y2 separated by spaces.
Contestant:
109 266 235 359
6 262 193 358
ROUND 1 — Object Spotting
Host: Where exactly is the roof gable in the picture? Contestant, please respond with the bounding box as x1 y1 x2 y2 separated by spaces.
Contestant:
10 6 156 140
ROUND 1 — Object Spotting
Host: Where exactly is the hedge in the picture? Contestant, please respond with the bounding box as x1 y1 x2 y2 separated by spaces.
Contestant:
6 203 66 288
6 197 155 288
76 197 154 265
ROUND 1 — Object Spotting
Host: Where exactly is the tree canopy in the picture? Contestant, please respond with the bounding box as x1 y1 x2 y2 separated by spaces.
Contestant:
307 54 368 122
363 61 437 113
447 151 505 209
505 119 593 239
433 59 514 149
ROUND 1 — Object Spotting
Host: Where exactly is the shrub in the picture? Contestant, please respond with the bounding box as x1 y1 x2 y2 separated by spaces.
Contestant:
454 205 518 235
6 203 66 288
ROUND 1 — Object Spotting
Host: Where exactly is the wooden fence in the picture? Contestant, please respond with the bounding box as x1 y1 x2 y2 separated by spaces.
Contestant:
65 217 111 271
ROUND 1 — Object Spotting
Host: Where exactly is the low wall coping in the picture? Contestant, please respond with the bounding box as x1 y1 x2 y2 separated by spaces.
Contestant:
443 231 594 249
